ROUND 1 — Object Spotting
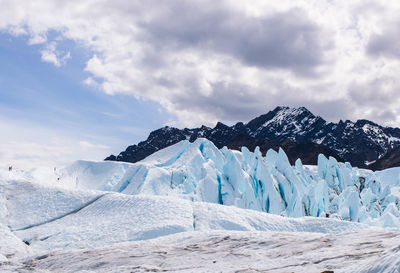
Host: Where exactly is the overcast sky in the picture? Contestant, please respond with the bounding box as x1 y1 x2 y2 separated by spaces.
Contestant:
1 0 400 168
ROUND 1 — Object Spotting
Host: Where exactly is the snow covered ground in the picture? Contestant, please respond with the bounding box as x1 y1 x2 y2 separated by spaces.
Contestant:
1 139 400 272
1 230 400 273
1 174 373 253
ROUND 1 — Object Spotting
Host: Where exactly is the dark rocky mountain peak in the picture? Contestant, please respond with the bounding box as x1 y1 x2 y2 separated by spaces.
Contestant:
246 106 326 143
355 119 379 127
214 121 230 130
106 106 400 170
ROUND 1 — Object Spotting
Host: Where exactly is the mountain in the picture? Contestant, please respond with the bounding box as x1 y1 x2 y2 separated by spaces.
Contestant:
370 146 400 170
106 106 400 169
224 134 343 165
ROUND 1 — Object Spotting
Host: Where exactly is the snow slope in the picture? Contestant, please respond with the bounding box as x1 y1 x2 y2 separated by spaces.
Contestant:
0 174 372 255
42 138 400 229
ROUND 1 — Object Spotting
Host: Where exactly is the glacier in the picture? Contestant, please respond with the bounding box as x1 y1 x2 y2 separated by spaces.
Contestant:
1 138 400 272
30 138 400 229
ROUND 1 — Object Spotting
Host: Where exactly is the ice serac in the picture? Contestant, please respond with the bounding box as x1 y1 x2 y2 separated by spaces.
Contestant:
60 139 400 228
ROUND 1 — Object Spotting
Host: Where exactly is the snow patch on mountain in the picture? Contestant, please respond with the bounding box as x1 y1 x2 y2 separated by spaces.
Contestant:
259 107 317 134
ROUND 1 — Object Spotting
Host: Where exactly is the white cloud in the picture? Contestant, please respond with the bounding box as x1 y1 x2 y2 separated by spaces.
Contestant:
1 0 400 127
40 49 61 66
83 77 101 88
40 42 71 67
78 141 109 149
28 33 47 45
99 111 124 118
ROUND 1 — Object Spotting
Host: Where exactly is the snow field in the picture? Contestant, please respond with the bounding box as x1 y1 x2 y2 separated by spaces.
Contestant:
6 230 400 273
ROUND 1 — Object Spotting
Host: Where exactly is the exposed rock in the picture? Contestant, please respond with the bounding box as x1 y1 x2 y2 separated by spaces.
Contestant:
106 106 400 169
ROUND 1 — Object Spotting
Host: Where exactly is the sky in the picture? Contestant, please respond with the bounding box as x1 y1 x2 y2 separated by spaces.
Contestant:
1 0 400 168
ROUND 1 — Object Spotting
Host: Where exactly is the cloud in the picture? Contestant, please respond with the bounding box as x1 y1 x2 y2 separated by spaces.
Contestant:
78 141 109 149
40 42 71 67
40 49 60 66
139 4 331 76
363 1 400 60
28 33 47 45
348 76 400 126
83 77 101 89
367 24 400 59
1 0 400 127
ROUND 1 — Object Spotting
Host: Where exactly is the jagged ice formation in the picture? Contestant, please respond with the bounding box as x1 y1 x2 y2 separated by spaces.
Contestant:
62 138 400 228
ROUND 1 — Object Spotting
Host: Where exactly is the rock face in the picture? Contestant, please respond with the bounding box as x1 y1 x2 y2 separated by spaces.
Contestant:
224 135 342 165
370 146 400 170
106 106 400 169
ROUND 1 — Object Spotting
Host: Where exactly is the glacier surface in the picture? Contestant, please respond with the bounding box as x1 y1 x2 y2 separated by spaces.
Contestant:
1 138 400 272
47 138 400 229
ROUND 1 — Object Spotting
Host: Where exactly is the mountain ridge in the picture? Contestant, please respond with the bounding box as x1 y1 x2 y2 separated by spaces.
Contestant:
105 106 400 169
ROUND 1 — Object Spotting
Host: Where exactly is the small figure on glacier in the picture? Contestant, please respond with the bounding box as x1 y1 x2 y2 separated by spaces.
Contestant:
8 166 12 171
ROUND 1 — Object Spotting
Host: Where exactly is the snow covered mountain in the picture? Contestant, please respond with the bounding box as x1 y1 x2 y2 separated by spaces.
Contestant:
106 106 400 169
2 139 400 272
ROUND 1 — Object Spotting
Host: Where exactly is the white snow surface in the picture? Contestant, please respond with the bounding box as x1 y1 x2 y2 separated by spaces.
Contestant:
1 175 371 253
1 138 400 272
1 231 398 273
